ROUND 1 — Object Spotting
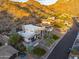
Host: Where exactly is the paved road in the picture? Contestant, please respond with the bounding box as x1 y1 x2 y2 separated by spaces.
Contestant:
47 29 78 59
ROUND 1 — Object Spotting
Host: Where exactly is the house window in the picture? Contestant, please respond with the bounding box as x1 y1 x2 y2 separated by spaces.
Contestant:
31 37 36 42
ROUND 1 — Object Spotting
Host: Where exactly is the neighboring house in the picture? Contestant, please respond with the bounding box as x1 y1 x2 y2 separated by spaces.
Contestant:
0 45 18 59
18 24 45 47
41 17 55 25
0 34 9 45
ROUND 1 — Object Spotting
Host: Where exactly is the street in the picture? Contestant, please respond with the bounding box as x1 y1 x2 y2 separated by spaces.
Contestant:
47 29 78 59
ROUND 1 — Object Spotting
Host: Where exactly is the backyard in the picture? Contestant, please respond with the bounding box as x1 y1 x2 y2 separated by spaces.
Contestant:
44 32 59 46
32 46 46 57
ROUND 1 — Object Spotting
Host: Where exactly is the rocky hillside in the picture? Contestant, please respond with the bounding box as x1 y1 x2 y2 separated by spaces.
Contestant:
0 0 55 18
0 0 78 18
0 0 74 32
49 0 79 16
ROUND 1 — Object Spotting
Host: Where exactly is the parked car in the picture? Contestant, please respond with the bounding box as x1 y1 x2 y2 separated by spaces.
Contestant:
67 48 72 54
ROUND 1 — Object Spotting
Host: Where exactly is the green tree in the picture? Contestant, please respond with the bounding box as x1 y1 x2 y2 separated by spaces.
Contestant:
9 33 22 45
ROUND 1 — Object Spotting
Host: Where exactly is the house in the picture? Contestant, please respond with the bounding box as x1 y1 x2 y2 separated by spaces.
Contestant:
0 45 18 59
18 24 45 47
42 19 52 25
0 34 9 45
41 17 55 25
22 24 45 32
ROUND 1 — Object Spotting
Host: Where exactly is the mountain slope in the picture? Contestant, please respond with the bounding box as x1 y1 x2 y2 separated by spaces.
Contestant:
0 0 55 19
49 0 79 16
0 0 73 32
0 0 30 18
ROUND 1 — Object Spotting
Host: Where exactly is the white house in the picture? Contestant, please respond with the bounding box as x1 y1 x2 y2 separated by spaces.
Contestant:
18 24 45 47
22 24 45 33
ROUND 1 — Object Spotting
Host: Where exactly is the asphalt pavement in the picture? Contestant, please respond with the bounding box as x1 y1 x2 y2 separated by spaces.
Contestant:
47 29 78 59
